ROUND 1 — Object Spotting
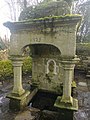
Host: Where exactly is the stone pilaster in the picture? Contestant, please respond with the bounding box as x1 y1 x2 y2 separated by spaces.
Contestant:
54 58 79 110
12 58 25 96
61 60 75 104
7 56 30 111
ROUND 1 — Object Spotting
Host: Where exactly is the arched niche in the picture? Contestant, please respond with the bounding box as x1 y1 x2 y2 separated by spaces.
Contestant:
46 59 57 75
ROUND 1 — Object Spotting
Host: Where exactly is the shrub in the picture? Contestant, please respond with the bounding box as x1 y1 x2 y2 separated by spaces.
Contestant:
0 60 13 83
22 56 32 75
0 56 32 83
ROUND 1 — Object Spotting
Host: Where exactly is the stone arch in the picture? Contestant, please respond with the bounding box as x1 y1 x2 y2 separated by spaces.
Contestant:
9 27 76 58
21 43 61 86
21 43 61 58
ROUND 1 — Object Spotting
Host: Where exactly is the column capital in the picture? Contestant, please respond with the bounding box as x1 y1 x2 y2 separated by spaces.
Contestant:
10 55 24 66
9 55 25 61
61 57 80 70
61 57 80 63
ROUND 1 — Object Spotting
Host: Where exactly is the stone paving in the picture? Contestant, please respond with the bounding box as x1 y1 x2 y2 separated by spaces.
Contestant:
74 71 90 120
0 71 90 120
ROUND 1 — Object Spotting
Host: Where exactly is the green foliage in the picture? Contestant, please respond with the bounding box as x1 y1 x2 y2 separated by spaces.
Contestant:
0 57 32 82
0 60 13 81
76 43 90 56
75 0 90 42
19 0 70 21
22 56 32 75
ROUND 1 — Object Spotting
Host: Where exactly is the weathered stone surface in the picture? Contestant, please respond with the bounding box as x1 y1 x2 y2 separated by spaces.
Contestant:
78 91 90 108
0 97 9 113
7 90 30 111
78 82 87 87
15 110 34 120
0 72 90 120
74 109 90 120
4 0 81 111
4 14 81 110
39 109 74 120
31 45 63 93
40 110 59 120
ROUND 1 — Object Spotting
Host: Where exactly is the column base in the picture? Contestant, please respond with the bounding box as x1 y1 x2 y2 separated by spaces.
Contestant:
61 96 73 105
54 96 78 111
12 88 25 97
7 90 30 111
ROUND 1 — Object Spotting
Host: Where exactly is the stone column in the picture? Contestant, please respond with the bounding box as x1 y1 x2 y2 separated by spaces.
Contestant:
54 58 79 110
61 60 75 104
7 56 30 110
11 57 25 96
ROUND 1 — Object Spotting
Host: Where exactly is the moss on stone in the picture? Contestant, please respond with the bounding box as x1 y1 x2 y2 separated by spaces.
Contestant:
71 81 76 88
14 14 82 25
54 96 78 111
33 14 82 21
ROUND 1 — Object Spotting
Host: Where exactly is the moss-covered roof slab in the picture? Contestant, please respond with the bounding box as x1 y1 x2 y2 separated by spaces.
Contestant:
4 14 82 32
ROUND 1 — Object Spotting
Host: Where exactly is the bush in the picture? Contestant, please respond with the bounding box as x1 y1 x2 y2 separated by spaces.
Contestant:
0 60 13 83
0 56 32 83
22 56 32 75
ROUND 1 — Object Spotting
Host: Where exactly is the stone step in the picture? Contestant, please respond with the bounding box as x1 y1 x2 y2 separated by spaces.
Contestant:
86 74 90 78
87 71 90 73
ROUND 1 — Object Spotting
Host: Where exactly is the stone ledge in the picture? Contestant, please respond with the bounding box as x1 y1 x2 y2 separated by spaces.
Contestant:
6 90 30 111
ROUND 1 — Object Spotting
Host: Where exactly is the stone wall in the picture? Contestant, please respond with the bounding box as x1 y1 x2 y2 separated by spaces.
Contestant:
31 44 63 93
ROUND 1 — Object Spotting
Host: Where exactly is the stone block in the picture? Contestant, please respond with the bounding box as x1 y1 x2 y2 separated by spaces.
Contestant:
54 96 78 111
7 90 30 111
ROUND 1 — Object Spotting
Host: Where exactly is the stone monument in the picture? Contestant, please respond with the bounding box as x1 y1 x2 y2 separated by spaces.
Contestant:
4 0 81 111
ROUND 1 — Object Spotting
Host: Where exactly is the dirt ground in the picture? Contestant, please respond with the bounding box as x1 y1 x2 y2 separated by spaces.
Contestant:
0 70 90 120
